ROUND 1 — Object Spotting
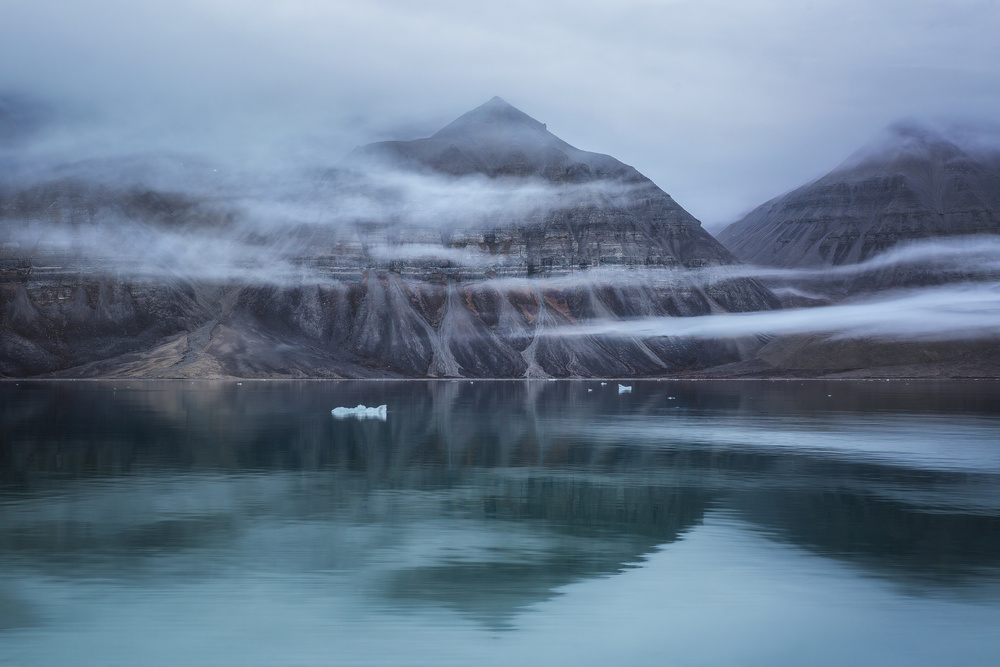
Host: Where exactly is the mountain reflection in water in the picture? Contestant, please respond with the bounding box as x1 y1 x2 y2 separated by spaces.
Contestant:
1 379 999 663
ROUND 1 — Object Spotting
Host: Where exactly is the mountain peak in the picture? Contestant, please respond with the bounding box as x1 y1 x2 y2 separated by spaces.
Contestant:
833 121 970 176
346 97 648 184
433 97 548 139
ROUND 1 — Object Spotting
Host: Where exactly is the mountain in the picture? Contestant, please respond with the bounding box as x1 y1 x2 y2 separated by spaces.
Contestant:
340 97 746 277
717 123 1000 289
350 96 632 180
0 98 779 378
705 122 1000 378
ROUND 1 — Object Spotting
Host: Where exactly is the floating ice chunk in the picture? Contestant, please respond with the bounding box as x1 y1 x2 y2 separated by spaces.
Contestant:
618 384 632 394
331 404 387 421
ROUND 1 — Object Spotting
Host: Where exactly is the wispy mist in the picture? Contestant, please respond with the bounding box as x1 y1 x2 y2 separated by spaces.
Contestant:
704 236 1000 283
2 147 659 286
834 119 1000 174
319 168 644 228
558 282 1000 342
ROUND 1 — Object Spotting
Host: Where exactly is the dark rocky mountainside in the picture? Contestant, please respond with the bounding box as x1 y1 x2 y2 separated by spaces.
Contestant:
717 122 1000 308
708 123 1000 378
719 123 1000 271
1 98 779 378
718 122 1000 306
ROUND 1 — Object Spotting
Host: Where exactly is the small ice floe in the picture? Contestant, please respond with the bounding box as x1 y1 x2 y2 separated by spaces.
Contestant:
331 404 387 421
618 384 632 394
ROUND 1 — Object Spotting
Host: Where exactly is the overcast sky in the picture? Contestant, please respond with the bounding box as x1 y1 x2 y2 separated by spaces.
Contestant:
2 0 999 231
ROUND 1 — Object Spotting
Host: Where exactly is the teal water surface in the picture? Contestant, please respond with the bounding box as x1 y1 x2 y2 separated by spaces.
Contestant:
2 379 999 665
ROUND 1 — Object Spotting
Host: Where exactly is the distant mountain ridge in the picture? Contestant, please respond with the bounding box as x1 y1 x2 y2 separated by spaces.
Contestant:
706 122 1000 378
718 122 1000 271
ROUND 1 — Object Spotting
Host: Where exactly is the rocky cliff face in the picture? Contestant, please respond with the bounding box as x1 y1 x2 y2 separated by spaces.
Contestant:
1 98 779 378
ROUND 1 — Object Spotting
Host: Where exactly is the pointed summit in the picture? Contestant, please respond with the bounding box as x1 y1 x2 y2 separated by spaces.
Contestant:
433 97 548 138
348 97 639 182
833 121 972 178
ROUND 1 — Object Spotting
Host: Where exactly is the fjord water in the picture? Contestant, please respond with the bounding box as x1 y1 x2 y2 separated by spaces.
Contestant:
2 380 999 666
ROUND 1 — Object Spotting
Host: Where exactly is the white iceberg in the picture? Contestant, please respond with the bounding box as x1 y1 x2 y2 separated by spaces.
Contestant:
331 404 387 421
618 384 632 394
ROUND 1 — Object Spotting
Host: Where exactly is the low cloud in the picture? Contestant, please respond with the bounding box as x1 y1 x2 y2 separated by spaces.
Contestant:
558 282 1000 341
690 236 1000 283
2 156 655 285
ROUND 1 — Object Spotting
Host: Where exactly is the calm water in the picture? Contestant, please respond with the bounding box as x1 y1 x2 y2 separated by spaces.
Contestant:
2 379 1000 666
